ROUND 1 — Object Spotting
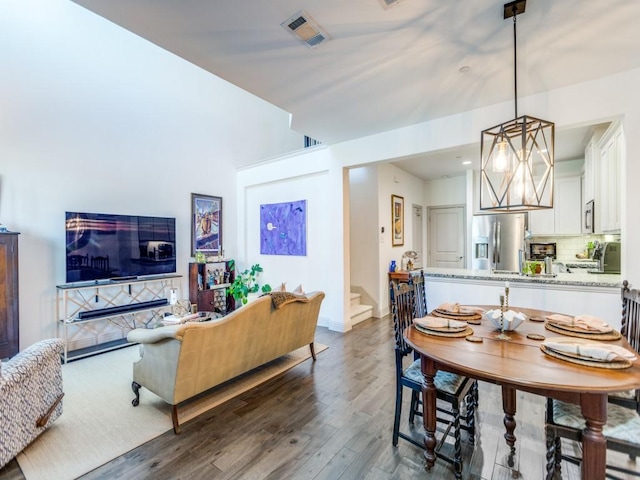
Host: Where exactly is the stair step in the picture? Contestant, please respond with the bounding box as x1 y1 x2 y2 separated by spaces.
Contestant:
350 303 373 325
350 292 361 307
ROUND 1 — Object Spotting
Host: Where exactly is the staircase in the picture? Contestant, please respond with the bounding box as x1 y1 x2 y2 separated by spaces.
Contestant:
350 292 373 326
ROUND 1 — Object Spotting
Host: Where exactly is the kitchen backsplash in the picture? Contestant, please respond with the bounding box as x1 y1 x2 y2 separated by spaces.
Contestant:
528 234 621 263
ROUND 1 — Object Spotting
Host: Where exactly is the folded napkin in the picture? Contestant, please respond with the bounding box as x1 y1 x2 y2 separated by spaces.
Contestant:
543 339 637 363
437 302 461 313
414 315 467 330
545 313 612 333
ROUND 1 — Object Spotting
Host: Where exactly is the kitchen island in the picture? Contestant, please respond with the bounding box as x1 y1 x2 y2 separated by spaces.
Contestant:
419 268 623 329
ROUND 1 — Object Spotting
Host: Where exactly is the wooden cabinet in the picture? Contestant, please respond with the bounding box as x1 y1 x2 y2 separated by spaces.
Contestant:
528 175 582 235
0 232 19 359
188 261 235 314
597 122 623 233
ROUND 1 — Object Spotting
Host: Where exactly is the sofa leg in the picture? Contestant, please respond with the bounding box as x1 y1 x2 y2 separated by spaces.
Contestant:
172 405 181 434
131 381 141 407
36 393 65 428
309 342 316 361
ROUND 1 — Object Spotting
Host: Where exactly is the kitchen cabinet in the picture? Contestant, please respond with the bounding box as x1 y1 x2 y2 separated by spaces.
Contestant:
597 122 623 233
583 136 597 203
528 175 582 235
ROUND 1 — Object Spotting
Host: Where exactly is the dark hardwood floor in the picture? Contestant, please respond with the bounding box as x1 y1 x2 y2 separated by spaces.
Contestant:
1 316 638 479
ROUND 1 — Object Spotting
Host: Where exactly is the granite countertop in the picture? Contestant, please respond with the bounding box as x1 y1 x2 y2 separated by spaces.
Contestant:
419 268 621 288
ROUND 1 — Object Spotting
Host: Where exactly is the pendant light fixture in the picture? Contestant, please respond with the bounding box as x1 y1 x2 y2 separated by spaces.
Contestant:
480 0 554 211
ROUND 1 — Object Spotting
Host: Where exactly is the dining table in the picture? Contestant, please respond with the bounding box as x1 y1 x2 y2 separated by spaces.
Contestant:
403 304 640 479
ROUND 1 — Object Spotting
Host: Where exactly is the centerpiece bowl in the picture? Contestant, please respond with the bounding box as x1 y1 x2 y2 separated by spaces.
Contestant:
483 309 527 331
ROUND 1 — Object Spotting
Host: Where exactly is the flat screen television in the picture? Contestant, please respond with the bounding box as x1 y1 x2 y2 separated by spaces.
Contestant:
65 211 176 283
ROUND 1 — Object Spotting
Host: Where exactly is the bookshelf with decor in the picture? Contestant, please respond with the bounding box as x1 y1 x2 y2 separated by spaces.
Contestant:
188 260 235 315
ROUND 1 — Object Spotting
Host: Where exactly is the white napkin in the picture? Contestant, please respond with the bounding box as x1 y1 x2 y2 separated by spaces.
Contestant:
414 315 467 330
543 339 637 362
545 313 612 333
437 302 461 313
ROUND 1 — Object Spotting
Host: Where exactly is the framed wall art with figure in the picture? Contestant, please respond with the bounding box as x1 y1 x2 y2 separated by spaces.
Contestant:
392 194 404 247
191 193 222 256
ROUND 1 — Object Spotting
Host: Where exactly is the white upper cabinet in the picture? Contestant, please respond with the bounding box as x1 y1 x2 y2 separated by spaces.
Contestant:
597 122 624 233
529 174 582 235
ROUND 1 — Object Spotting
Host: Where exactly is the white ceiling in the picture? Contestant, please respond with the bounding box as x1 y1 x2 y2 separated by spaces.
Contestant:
71 0 640 179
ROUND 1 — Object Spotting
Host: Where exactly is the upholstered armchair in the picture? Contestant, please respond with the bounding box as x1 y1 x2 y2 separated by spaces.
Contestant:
0 339 65 468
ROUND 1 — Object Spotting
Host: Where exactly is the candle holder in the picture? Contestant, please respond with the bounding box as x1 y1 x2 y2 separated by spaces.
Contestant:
496 292 511 340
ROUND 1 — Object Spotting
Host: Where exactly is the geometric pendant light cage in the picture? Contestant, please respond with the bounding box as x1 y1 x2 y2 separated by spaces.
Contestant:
480 0 555 211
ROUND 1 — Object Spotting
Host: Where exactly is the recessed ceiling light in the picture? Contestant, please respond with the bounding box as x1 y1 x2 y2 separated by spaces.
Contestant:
462 160 472 165
459 65 471 74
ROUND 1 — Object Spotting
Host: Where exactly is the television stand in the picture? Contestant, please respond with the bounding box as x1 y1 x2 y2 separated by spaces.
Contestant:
110 276 138 283
56 274 181 362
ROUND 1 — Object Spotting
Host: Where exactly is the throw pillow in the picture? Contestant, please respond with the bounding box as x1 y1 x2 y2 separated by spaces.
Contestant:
292 284 304 294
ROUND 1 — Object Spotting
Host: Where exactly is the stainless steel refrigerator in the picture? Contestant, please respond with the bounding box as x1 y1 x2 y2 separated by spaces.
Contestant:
471 213 527 272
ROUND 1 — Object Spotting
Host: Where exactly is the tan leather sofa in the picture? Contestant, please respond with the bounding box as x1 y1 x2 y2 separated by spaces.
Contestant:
127 291 325 433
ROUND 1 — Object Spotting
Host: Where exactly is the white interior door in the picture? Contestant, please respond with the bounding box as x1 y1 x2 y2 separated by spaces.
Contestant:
428 206 465 268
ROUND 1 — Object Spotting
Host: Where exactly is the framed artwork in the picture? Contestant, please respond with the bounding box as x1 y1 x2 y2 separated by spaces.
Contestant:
391 194 404 247
191 193 222 256
260 200 307 256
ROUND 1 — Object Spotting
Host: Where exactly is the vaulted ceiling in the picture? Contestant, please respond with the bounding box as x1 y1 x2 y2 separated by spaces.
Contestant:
72 0 640 178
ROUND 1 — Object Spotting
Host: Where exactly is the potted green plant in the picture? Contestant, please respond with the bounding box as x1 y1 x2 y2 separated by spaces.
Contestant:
229 263 272 306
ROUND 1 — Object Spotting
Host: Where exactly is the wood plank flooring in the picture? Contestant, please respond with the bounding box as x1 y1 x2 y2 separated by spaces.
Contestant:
1 316 638 479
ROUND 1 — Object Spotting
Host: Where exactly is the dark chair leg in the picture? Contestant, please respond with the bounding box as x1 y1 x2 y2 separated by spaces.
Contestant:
309 342 316 361
452 404 463 480
131 381 141 407
409 390 419 424
554 436 562 477
545 426 556 480
393 383 403 447
465 383 476 444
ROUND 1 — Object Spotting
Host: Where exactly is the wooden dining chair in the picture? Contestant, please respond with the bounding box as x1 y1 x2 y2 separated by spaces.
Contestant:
390 276 476 480
544 279 640 479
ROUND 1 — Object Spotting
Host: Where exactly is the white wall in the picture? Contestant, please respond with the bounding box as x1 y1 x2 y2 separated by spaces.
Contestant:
424 176 466 207
377 163 424 316
237 147 347 331
348 166 379 315
1 0 302 348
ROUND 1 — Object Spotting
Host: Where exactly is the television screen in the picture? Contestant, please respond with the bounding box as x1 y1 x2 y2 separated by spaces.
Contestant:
65 212 176 283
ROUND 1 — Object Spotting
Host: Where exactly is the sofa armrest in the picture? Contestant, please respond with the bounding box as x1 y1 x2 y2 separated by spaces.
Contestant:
127 324 184 344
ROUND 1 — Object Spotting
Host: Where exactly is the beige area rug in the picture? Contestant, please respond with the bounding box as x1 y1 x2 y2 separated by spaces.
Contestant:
16 343 327 480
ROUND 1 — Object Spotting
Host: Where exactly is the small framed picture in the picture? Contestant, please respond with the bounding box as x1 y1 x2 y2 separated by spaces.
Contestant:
191 193 222 256
391 194 404 247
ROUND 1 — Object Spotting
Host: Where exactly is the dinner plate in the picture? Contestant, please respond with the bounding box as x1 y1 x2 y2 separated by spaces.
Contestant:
546 320 613 335
433 308 478 317
414 322 468 333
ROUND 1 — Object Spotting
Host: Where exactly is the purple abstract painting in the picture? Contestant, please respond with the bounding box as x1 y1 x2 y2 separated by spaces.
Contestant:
260 200 307 256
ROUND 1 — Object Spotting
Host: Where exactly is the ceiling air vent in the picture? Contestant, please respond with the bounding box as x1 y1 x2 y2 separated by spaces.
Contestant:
281 11 329 48
378 0 405 9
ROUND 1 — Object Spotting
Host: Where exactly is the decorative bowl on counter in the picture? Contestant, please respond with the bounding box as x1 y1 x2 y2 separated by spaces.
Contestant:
483 309 527 331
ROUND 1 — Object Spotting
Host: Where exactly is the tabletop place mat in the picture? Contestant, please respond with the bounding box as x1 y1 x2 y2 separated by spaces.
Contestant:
415 324 474 338
544 322 621 341
431 309 482 322
540 344 632 369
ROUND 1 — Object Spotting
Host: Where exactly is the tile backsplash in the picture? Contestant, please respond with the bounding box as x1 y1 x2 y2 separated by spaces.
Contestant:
528 234 621 263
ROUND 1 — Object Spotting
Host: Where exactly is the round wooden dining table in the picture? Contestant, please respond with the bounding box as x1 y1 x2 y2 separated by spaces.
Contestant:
404 305 640 480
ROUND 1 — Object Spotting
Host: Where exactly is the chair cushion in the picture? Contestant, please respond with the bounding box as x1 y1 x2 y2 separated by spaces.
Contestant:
404 360 466 394
609 389 637 400
552 399 640 443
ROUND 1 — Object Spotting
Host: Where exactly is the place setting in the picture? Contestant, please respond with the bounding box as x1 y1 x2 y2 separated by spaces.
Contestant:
430 301 484 324
413 314 474 338
543 313 622 341
540 336 637 369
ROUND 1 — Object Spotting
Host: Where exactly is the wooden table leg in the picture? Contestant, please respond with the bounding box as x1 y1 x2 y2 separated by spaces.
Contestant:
421 356 438 471
502 385 517 467
580 393 607 479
